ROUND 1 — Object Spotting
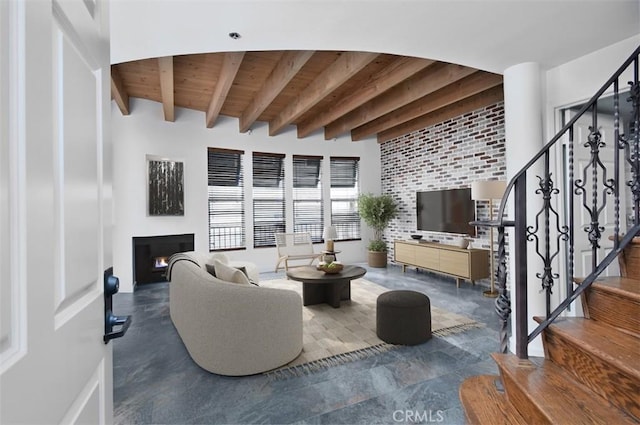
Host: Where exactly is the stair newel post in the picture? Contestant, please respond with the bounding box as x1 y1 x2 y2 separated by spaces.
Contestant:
514 174 529 359
495 224 510 354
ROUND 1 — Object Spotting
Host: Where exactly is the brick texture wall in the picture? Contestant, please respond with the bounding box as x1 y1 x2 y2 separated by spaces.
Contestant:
380 101 506 287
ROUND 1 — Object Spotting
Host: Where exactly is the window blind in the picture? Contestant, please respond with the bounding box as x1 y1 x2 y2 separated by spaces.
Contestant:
207 148 245 250
293 155 323 242
253 152 285 247
330 157 361 241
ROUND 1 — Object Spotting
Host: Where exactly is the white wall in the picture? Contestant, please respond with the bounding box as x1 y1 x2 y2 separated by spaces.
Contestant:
545 35 640 140
112 98 381 292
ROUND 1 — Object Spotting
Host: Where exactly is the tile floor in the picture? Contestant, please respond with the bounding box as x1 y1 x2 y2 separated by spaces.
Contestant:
113 263 506 425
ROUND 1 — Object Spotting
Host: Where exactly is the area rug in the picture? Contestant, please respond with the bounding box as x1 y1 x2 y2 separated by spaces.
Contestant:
260 277 482 379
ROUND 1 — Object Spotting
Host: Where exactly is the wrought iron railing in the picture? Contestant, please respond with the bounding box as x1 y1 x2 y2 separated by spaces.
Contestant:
487 45 640 359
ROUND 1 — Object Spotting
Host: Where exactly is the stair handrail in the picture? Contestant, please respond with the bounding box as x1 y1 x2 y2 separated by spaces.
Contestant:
486 44 640 359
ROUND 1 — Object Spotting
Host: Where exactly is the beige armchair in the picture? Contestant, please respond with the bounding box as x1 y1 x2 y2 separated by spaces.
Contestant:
274 232 322 272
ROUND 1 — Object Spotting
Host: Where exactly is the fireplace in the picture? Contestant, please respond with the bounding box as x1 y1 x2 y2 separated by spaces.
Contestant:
132 234 195 285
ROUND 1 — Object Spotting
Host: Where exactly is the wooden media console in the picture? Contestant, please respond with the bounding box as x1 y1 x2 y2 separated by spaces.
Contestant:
394 240 489 287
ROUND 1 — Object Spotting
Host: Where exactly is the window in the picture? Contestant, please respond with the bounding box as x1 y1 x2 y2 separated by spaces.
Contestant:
330 157 360 240
252 152 285 247
207 148 245 250
293 155 323 242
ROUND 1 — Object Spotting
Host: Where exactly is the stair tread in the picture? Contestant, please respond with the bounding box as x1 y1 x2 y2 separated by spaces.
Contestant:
534 316 640 379
493 353 637 424
590 276 640 300
459 375 529 425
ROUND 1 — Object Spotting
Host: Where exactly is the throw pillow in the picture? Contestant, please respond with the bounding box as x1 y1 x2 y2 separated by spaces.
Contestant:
213 259 250 285
234 265 259 286
205 263 217 277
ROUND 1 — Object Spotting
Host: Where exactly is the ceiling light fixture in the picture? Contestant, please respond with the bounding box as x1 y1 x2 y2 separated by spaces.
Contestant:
228 32 241 40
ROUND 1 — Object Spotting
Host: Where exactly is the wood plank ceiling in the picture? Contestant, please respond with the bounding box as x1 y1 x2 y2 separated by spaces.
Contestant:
111 51 504 143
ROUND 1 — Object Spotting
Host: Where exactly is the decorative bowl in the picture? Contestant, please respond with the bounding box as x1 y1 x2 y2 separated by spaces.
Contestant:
456 238 470 249
410 234 423 240
317 263 344 274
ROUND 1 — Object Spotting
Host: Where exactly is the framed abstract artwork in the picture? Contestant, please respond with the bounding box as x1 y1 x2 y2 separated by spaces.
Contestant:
147 155 184 216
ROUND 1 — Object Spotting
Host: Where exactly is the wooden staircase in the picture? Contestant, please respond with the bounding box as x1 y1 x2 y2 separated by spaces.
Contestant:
460 242 640 424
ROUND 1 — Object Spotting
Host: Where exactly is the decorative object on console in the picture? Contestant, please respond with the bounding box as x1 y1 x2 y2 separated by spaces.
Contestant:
410 234 423 240
471 180 507 298
456 238 470 249
147 155 184 216
358 193 399 268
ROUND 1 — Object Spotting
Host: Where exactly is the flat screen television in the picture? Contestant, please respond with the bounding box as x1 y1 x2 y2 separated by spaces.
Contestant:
416 188 476 236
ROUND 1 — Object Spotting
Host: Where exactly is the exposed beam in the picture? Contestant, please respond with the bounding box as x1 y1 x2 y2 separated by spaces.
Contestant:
110 65 130 115
206 51 246 128
158 56 174 122
377 85 504 143
296 57 434 138
352 72 503 141
269 51 379 137
324 63 477 140
239 51 314 133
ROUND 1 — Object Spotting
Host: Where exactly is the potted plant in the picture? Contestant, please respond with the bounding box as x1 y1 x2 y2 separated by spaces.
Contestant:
357 193 399 267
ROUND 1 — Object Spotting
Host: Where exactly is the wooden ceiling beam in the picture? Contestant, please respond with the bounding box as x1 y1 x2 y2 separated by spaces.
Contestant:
324 63 477 140
158 56 175 122
206 51 246 128
239 50 314 133
377 85 504 143
268 51 379 137
296 57 434 138
352 72 503 141
110 65 130 115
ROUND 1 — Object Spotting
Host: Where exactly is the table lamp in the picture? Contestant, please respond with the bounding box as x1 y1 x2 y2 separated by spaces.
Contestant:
471 180 506 298
323 225 338 252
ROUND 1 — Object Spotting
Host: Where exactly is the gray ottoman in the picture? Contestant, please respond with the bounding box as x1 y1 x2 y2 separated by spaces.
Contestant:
376 290 432 345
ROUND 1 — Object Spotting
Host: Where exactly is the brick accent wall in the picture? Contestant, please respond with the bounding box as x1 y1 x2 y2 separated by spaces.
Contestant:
380 102 506 287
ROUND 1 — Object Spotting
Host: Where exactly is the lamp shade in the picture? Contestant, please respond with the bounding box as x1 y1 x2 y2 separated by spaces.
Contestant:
471 180 506 201
323 225 337 241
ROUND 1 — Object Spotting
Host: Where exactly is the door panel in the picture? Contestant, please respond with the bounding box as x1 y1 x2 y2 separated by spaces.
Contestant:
0 0 27 374
0 1 112 423
54 19 101 316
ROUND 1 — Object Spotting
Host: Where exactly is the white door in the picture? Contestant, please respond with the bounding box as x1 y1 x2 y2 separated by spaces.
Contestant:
568 111 622 280
1 0 113 423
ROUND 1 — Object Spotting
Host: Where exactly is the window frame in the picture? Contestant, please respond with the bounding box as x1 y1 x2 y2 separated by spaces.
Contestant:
207 147 246 251
292 155 324 242
252 152 286 248
330 156 361 242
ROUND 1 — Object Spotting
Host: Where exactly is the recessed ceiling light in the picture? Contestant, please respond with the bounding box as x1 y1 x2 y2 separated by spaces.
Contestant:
228 32 241 40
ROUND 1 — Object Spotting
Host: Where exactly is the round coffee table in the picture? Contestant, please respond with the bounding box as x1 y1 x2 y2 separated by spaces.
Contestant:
286 265 366 308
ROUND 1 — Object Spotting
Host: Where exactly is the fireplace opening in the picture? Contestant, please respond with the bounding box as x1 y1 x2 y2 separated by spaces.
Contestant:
133 234 194 286
153 256 170 270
